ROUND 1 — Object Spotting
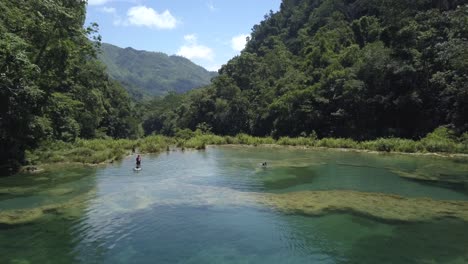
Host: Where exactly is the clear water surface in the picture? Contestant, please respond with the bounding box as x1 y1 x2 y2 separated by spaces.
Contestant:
1 146 467 263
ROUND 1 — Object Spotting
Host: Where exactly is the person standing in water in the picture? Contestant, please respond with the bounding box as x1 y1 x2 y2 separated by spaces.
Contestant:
136 154 141 168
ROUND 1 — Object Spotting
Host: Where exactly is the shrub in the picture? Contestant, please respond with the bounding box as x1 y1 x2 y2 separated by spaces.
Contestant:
184 137 206 149
316 138 358 149
224 136 240 144
277 137 313 146
421 127 457 153
236 134 257 145
175 128 195 140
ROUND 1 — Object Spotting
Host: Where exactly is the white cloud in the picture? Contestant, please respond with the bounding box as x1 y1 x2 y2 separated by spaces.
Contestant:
126 6 178 29
177 34 214 61
98 6 123 25
88 0 111 6
184 34 197 44
177 45 214 61
88 0 138 6
231 34 249 51
99 7 116 14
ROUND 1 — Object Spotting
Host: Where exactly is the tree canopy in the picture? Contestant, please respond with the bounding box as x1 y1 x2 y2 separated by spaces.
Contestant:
142 0 468 139
0 0 140 172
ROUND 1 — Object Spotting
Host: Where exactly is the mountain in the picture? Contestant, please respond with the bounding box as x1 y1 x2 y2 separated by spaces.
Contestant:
141 0 467 139
98 43 217 98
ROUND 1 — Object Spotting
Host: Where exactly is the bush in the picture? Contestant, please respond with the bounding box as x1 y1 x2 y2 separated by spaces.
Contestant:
421 127 457 153
316 138 358 149
224 136 240 144
183 138 206 149
181 134 226 149
68 147 94 157
175 128 195 140
277 137 314 146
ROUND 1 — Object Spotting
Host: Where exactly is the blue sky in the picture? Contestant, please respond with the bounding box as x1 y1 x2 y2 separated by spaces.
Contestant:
85 0 282 71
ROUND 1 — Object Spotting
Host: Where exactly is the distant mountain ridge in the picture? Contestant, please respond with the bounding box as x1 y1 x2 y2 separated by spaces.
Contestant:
98 43 217 98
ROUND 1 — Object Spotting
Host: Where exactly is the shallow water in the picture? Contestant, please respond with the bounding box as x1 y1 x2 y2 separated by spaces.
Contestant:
1 146 468 263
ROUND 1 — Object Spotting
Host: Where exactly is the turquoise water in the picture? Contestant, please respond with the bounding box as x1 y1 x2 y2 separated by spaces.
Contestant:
1 147 468 263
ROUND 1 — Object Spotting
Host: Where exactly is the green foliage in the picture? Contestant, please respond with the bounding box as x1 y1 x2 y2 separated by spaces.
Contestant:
183 135 227 150
357 127 466 153
139 135 176 153
235 134 275 145
420 127 458 153
360 138 419 153
174 128 195 140
140 1 467 142
26 126 468 167
195 122 213 134
277 137 314 146
26 138 137 165
316 138 358 149
0 1 140 173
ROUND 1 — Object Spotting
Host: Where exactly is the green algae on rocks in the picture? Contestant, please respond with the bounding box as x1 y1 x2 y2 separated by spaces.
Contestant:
0 188 96 225
257 190 468 223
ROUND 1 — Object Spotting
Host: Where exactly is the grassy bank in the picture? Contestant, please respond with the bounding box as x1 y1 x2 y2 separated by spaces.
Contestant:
25 127 468 167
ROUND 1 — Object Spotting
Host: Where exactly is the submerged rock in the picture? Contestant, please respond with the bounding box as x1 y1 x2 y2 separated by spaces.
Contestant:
0 208 44 225
0 188 95 225
257 190 468 223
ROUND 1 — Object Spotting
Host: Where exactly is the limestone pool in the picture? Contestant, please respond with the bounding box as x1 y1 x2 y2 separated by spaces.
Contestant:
1 146 468 263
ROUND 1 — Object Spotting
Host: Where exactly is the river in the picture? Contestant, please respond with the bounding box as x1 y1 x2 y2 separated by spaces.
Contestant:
1 146 468 263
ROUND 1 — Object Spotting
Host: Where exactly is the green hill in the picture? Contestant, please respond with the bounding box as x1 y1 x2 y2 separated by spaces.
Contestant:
98 43 217 98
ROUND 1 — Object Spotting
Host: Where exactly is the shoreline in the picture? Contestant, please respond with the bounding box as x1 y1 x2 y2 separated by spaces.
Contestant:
211 144 468 159
18 143 468 175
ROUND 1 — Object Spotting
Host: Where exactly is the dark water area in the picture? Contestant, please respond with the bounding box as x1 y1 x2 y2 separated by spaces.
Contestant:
1 147 467 263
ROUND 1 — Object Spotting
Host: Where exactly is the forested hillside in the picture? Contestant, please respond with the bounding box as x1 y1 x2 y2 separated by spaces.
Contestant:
2 0 467 173
143 0 467 139
98 43 217 98
0 0 140 172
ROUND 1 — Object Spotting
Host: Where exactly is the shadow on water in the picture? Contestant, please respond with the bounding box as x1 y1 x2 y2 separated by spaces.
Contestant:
346 219 468 264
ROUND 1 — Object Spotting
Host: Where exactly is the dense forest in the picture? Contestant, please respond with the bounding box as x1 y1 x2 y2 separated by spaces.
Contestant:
143 0 467 139
98 43 217 99
0 0 140 171
1 0 467 173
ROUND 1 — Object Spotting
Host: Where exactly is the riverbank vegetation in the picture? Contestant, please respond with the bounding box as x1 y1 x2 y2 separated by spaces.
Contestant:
25 127 468 167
